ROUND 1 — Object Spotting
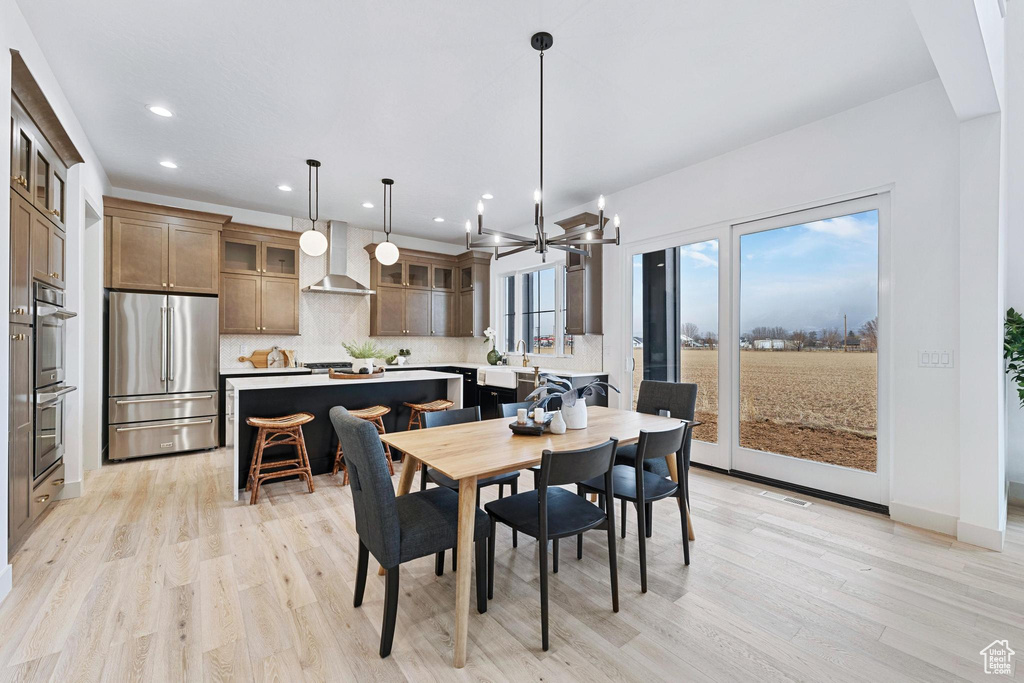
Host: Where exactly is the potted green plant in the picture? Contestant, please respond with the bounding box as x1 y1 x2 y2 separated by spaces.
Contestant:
524 374 620 429
342 340 389 373
1006 308 1024 407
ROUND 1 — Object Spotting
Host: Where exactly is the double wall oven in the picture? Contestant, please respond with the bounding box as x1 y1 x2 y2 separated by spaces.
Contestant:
34 283 76 478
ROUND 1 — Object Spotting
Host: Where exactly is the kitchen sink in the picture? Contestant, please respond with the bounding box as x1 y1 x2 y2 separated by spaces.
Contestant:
477 367 518 389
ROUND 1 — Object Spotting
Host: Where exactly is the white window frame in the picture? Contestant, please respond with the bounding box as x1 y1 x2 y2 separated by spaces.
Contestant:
498 263 572 357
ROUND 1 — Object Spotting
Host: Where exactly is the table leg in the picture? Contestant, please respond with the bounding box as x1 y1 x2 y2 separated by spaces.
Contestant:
377 454 421 576
454 475 477 668
665 456 695 542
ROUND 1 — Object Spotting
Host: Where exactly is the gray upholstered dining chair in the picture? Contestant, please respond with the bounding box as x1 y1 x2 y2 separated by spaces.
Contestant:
616 381 697 537
330 406 490 658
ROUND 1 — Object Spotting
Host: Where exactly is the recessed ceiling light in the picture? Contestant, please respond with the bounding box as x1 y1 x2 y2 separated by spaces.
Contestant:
277 185 292 192
148 105 173 117
159 160 178 169
481 193 494 200
362 202 374 208
433 217 445 223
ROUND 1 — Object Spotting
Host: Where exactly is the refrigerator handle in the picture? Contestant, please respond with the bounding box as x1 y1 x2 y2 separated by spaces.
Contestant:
168 306 175 382
160 306 167 381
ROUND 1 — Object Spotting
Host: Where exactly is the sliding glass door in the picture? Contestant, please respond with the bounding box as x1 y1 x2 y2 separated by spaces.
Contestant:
628 194 889 504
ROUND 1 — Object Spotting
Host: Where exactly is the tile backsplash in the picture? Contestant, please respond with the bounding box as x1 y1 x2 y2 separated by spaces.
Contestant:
220 217 604 371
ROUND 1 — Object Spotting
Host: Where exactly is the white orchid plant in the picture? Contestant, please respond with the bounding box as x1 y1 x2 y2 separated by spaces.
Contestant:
483 326 497 348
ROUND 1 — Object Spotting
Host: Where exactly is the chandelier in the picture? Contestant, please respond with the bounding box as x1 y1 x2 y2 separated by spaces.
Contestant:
466 31 620 260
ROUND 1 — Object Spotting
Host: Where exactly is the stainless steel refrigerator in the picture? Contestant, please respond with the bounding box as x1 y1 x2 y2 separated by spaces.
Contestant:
108 292 219 460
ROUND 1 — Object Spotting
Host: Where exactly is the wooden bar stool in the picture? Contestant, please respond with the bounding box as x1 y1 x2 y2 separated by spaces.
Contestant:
404 399 454 430
333 405 393 484
245 412 315 505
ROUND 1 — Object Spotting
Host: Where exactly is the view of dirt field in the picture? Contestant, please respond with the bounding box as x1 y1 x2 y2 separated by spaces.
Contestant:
632 348 877 471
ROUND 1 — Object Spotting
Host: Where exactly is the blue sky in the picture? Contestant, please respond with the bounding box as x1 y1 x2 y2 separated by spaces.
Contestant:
633 210 878 338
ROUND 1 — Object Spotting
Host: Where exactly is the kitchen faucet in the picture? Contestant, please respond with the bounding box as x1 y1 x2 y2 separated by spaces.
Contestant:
515 339 529 367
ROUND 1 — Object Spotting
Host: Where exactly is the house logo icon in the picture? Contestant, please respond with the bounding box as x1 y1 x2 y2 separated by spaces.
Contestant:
980 640 1015 675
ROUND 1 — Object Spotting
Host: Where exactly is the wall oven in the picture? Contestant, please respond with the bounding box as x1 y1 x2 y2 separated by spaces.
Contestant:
34 283 75 387
34 282 76 479
35 384 75 478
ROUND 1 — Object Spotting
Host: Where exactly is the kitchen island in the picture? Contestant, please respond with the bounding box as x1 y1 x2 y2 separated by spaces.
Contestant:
226 370 462 499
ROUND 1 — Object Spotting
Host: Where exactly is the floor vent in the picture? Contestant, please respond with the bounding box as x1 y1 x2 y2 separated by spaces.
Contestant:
759 490 812 507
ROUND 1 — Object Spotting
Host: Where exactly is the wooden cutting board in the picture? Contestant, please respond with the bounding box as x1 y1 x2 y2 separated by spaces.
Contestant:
238 349 273 368
238 348 297 368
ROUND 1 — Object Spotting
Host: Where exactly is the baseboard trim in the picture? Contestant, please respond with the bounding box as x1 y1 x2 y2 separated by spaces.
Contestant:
57 479 83 500
691 463 889 515
888 501 958 536
957 519 1006 551
0 563 12 606
1009 480 1024 507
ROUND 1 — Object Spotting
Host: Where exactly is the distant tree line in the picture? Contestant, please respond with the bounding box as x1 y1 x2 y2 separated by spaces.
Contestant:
679 316 878 351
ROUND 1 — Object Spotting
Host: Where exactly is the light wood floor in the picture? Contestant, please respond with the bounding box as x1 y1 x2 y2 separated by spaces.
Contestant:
1 448 1022 682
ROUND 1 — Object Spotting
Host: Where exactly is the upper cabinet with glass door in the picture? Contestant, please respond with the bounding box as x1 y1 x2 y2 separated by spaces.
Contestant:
10 100 35 201
432 264 454 291
262 242 298 278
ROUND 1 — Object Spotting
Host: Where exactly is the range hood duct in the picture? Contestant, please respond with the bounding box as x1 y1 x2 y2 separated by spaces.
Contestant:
303 221 376 295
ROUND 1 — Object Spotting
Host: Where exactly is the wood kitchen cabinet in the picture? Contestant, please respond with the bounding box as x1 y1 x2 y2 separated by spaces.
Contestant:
556 212 604 335
217 224 302 334
260 276 299 334
220 273 261 333
456 252 491 337
367 245 490 337
10 192 33 323
31 209 64 289
10 98 35 203
104 198 231 294
8 323 33 552
169 224 219 294
110 217 169 291
431 291 454 336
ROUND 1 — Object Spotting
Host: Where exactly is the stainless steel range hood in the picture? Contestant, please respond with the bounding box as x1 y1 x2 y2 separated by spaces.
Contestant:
303 221 376 295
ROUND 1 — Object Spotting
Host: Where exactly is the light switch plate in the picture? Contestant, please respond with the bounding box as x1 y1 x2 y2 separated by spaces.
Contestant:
919 349 954 368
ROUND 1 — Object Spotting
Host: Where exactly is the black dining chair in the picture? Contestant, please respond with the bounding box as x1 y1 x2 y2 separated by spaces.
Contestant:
617 381 697 537
580 422 693 591
330 407 489 658
419 406 521 566
485 438 619 651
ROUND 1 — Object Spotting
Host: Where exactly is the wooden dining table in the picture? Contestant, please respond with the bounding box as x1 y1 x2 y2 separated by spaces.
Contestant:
379 405 694 668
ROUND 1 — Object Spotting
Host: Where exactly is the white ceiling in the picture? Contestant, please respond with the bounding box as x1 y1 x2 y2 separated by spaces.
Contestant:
20 0 935 243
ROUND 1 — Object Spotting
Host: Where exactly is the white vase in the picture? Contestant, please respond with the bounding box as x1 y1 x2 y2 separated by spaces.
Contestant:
561 399 588 429
549 410 567 435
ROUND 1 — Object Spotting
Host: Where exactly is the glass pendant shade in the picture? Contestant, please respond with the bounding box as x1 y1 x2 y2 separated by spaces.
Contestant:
375 240 399 266
299 229 328 256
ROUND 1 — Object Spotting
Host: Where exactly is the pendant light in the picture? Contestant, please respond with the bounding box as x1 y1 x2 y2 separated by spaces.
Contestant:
299 159 329 256
374 178 400 266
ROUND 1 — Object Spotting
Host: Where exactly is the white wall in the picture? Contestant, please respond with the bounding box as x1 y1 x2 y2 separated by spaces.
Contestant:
1 0 111 601
511 79 965 533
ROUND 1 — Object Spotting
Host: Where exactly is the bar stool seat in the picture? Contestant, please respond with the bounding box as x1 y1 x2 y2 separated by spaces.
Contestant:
245 412 315 505
333 405 393 484
404 399 454 430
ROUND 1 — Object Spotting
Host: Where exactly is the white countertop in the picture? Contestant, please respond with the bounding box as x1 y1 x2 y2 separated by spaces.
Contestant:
221 367 312 376
382 362 606 378
228 369 462 391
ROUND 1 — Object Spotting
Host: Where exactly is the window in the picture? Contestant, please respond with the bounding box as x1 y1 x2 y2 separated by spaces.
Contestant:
522 267 556 354
502 275 515 353
562 266 574 355
498 265 573 356
679 239 719 443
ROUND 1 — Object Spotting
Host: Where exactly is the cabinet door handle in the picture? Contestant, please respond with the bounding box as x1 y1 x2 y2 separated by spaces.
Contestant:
169 283 175 287
52 478 64 486
115 418 213 433
162 282 167 287
35 494 50 504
